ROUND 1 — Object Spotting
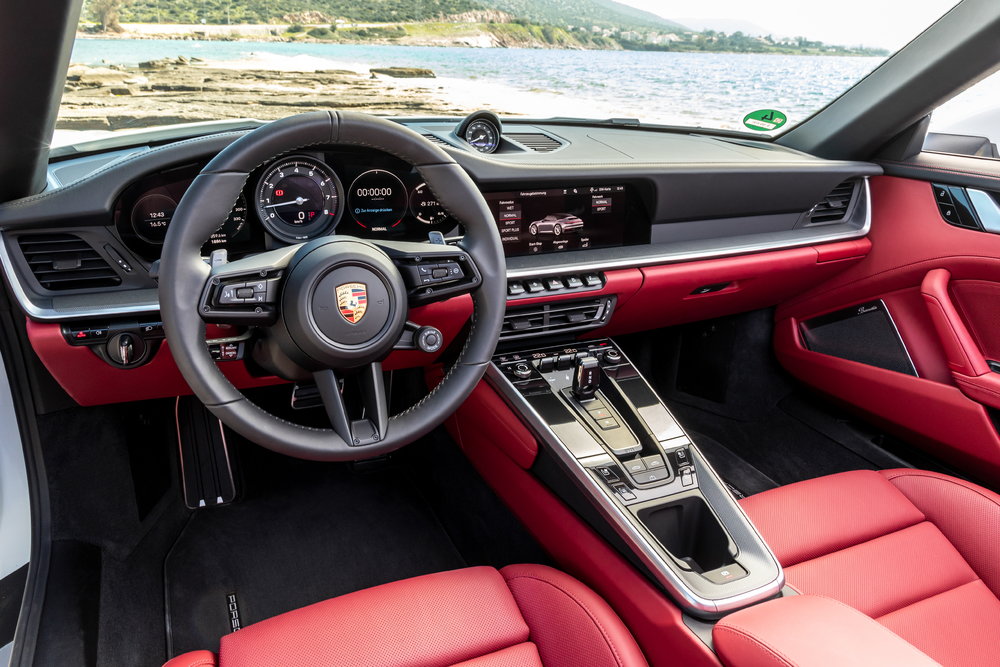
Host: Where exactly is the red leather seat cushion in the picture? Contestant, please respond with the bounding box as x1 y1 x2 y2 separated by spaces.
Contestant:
164 564 646 667
741 469 1000 666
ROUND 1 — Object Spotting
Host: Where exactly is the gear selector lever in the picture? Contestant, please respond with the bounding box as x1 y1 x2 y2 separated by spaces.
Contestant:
573 355 601 401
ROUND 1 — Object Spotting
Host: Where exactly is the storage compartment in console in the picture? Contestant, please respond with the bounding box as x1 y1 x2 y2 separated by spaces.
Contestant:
637 495 734 572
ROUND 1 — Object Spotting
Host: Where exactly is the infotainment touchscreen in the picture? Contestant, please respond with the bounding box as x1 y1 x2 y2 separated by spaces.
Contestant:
484 185 628 257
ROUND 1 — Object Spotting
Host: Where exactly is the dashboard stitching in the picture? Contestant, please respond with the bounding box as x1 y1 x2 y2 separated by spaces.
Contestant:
878 159 1000 181
1 131 249 211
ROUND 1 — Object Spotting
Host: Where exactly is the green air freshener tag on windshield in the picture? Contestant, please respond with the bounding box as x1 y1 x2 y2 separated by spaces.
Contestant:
742 109 787 131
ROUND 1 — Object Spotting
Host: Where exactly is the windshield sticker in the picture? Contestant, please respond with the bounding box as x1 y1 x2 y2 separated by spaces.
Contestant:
742 109 788 132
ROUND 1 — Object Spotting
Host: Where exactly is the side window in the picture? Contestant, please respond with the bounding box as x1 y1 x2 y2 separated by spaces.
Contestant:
926 70 1000 159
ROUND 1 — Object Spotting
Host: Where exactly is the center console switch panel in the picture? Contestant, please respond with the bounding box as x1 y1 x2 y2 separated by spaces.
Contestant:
489 339 784 617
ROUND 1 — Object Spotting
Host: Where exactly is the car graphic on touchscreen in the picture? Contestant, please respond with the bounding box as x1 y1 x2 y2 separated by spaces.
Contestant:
528 213 585 236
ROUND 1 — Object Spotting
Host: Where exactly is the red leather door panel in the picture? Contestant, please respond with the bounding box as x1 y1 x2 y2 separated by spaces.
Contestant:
775 175 1000 484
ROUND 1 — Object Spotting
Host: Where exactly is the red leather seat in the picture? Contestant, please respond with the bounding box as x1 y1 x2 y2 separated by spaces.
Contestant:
740 469 1000 666
163 564 647 667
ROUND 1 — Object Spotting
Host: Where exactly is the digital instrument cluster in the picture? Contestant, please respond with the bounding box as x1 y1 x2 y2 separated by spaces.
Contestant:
114 152 457 261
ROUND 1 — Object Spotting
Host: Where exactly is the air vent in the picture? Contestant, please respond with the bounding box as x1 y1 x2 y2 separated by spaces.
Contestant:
422 134 449 146
808 180 859 224
18 234 121 291
506 133 563 153
501 296 615 341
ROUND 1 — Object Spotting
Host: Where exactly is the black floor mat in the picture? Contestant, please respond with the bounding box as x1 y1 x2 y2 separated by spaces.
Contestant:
164 458 466 656
617 312 925 494
686 430 777 497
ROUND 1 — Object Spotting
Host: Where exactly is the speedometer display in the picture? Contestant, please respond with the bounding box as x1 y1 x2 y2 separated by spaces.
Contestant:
255 156 342 242
347 170 407 233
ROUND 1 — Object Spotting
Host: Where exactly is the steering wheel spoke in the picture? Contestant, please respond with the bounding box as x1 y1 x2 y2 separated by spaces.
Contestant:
198 244 302 325
160 111 505 461
314 363 389 447
374 239 481 306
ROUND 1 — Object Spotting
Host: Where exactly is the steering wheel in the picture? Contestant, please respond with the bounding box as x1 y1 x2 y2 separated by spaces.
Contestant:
159 111 506 461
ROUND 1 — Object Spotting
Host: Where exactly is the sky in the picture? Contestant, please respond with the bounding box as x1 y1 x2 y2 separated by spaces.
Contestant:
617 0 961 51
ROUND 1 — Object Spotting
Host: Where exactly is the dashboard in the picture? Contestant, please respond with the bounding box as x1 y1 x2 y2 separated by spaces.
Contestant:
0 114 882 407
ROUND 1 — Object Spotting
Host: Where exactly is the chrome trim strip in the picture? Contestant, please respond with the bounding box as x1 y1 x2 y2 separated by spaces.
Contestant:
879 299 919 377
485 357 784 614
1 181 871 322
507 179 872 279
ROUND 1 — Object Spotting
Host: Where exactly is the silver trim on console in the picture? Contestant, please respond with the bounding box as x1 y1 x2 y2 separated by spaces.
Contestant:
486 350 784 614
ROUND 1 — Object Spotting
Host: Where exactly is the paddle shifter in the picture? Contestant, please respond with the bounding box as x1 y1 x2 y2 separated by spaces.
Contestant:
573 355 601 400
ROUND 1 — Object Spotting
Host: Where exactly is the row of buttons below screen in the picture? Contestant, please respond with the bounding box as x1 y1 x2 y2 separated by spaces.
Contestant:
507 273 603 296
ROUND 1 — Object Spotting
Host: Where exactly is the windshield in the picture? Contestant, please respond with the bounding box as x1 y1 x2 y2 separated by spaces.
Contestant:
57 0 960 147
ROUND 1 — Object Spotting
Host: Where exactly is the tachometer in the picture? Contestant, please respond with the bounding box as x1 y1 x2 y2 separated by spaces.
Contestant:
255 156 342 242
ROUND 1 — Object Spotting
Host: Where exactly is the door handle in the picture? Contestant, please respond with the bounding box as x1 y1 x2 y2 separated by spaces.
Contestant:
921 268 1000 408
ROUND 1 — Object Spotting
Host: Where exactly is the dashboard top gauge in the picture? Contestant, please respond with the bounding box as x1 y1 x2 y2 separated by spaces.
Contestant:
456 110 503 154
255 155 343 242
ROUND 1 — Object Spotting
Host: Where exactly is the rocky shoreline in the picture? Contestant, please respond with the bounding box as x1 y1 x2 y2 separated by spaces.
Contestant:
59 58 471 131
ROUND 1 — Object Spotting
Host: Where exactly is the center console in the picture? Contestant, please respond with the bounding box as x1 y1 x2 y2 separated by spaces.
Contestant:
487 339 784 617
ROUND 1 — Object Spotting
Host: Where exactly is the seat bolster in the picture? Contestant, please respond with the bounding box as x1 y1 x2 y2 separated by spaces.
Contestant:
740 470 924 566
218 566 529 667
501 564 648 667
163 650 218 667
881 469 1000 597
713 595 940 667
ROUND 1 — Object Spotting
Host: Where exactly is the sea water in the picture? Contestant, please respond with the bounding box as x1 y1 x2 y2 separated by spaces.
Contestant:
70 38 883 131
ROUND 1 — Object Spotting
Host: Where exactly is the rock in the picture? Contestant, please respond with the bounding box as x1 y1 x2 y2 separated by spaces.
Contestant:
76 66 129 86
123 76 149 85
139 59 171 69
109 87 133 96
369 67 436 79
151 84 204 92
176 55 191 64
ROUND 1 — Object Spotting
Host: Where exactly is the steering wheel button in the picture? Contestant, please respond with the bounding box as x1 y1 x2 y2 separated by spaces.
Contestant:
235 287 255 299
431 268 449 279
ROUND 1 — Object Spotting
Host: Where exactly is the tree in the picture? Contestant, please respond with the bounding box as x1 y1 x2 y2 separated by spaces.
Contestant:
88 0 131 32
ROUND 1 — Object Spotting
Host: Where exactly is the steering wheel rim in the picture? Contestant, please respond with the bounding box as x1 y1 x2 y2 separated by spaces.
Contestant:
159 111 506 461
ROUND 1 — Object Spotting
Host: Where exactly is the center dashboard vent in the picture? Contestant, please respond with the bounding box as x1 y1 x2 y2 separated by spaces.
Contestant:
421 133 450 146
807 179 860 224
17 233 121 291
501 296 615 341
506 133 563 153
